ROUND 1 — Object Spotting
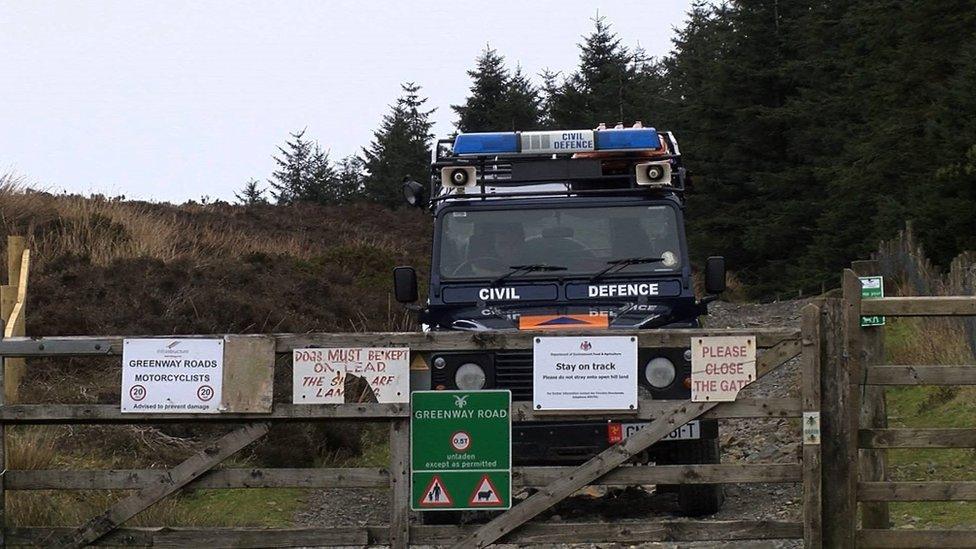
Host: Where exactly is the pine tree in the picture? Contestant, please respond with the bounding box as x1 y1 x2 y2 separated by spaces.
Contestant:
235 178 267 205
335 155 366 203
501 65 543 131
268 130 340 205
362 83 435 207
545 16 642 128
453 47 542 132
269 130 315 205
453 47 509 132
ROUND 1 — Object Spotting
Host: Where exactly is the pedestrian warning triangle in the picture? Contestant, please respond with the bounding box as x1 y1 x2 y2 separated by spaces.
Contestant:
468 474 502 506
419 475 453 507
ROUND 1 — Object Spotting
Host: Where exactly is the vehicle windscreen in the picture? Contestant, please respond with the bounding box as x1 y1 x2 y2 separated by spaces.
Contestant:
437 205 682 279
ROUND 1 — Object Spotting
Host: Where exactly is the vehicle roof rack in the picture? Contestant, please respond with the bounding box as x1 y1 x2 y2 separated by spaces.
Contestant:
429 125 687 206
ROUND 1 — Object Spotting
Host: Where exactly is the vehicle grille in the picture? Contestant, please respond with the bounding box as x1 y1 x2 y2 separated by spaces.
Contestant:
494 351 533 401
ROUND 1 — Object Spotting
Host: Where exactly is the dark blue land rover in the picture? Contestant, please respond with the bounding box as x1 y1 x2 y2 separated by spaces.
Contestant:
393 125 728 517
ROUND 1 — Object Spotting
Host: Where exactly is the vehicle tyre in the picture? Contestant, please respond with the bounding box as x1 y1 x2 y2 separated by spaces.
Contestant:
676 438 724 516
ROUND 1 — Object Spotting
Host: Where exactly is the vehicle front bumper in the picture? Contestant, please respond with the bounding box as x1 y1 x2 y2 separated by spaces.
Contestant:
512 418 719 465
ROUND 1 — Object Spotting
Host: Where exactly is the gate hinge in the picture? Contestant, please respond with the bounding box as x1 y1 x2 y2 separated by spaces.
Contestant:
803 411 821 445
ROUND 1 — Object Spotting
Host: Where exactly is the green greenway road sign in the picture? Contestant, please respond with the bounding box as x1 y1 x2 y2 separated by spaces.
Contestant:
860 276 886 327
410 390 511 511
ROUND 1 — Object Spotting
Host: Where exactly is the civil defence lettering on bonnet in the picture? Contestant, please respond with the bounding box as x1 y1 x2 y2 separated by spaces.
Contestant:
478 287 521 301
588 282 660 298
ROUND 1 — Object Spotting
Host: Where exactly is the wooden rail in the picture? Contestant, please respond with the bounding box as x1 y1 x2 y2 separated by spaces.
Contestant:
860 296 976 316
864 365 976 385
0 327 800 356
0 396 802 424
6 463 803 491
859 428 976 448
859 481 976 502
8 520 804 547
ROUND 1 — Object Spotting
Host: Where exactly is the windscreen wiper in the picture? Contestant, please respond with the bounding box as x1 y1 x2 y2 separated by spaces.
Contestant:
589 256 664 283
491 264 567 286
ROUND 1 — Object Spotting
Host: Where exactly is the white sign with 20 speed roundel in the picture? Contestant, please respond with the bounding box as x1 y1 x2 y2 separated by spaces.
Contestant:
121 338 223 414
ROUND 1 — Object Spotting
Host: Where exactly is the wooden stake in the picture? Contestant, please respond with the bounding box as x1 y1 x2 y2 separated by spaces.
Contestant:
851 259 889 529
389 419 410 549
800 304 823 548
6 236 25 287
819 297 855 547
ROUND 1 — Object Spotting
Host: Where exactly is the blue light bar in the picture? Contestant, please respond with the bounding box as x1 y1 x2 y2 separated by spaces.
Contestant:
594 128 661 150
453 132 519 155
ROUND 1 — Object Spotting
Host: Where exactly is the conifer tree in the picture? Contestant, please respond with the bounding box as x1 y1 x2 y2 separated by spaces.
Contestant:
268 130 339 205
362 83 435 207
501 65 543 131
334 155 366 203
453 47 509 132
235 178 267 205
453 47 542 132
545 16 642 128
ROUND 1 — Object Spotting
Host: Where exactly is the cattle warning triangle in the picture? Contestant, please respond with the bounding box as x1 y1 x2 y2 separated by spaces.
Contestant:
468 474 502 506
419 475 453 507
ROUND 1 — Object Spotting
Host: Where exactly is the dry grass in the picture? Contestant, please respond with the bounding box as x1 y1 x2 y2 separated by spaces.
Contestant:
876 225 976 364
1 178 413 271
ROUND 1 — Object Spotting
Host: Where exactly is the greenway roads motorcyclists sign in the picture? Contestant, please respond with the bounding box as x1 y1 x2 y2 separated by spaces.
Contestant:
410 390 511 511
121 338 223 413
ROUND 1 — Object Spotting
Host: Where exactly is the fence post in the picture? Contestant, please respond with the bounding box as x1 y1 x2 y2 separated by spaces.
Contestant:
3 236 27 403
820 295 857 547
0 321 6 547
851 259 890 529
389 419 410 549
801 303 823 549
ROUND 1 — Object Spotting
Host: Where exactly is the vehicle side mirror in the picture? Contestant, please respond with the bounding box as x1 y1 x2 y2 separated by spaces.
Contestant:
704 256 726 295
402 178 427 208
393 266 419 303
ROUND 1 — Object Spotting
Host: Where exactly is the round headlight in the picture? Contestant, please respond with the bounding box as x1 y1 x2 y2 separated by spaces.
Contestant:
455 363 486 390
645 357 676 388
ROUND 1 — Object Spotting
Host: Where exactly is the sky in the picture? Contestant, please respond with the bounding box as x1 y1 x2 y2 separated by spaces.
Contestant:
1 0 693 203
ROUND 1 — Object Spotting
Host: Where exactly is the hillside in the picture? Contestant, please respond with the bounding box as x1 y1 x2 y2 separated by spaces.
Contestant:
1 185 430 338
0 183 432 526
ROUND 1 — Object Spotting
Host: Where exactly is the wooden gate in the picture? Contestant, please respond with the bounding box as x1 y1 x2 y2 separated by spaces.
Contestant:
0 326 821 546
818 267 976 548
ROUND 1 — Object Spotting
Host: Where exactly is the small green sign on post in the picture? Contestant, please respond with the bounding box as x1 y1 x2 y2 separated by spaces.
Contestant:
860 275 885 327
410 390 511 511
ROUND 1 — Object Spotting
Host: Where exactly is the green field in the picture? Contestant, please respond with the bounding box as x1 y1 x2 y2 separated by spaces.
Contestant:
883 319 976 529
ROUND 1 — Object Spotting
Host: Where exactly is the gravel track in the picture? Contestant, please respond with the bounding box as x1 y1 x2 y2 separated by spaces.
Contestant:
294 299 809 548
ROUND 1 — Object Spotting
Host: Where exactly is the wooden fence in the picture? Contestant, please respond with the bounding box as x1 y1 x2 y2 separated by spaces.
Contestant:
0 326 816 548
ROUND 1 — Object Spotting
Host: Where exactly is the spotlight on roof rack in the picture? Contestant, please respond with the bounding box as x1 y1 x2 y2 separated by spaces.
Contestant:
635 161 671 186
402 177 427 207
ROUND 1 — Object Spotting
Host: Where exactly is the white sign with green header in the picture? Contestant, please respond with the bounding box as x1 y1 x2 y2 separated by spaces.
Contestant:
860 276 885 327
